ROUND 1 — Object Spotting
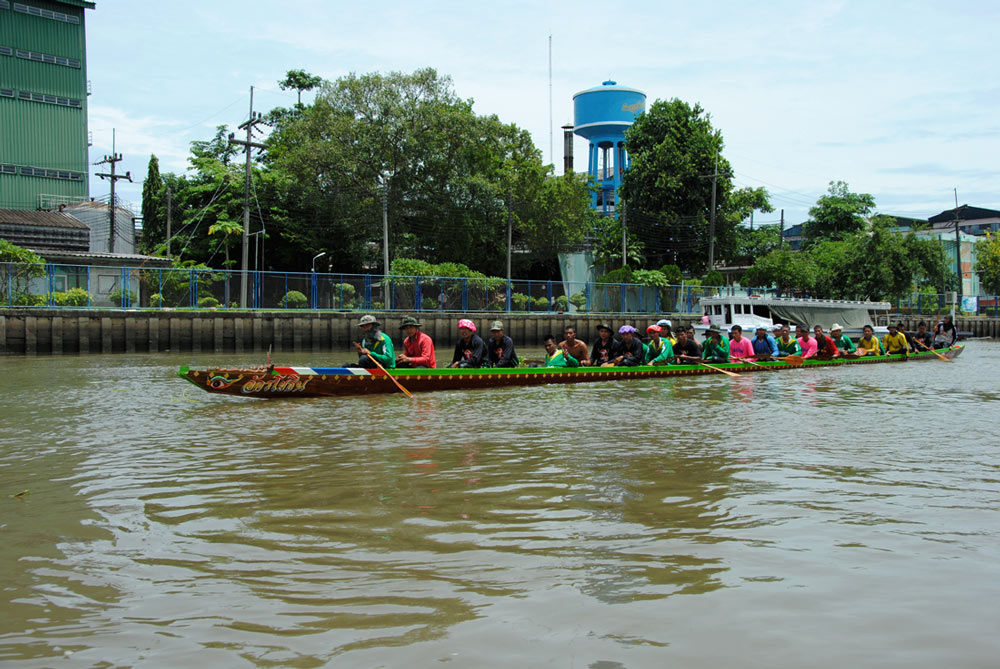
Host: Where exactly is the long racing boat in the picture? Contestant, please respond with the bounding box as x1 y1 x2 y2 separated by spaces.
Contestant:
178 345 963 399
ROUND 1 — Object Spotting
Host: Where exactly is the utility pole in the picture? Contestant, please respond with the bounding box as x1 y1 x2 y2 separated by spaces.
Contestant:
381 179 389 275
506 190 513 283
707 149 718 269
749 210 753 231
165 188 172 260
94 128 132 254
954 204 964 302
228 87 267 308
778 209 784 249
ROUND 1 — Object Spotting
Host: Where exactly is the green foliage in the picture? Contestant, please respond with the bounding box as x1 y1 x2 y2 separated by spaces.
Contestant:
532 296 550 310
49 288 91 307
207 218 243 268
596 266 634 284
281 290 308 309
150 293 163 308
620 98 771 273
804 181 876 245
976 232 1000 294
659 264 683 285
198 296 220 308
421 297 438 310
592 215 644 271
554 295 569 311
108 288 137 307
511 292 531 310
703 270 725 287
569 292 588 311
13 292 45 306
279 69 323 104
632 269 669 287
727 225 781 266
0 240 45 304
140 154 164 255
0 238 45 265
746 217 948 300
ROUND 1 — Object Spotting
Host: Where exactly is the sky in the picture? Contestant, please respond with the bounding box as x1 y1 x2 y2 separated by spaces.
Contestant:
84 0 1000 232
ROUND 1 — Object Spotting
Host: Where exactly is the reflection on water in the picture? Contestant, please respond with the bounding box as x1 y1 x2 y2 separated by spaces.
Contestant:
2 345 1000 666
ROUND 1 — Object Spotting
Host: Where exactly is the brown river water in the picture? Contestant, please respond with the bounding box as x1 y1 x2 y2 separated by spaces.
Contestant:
2 343 999 668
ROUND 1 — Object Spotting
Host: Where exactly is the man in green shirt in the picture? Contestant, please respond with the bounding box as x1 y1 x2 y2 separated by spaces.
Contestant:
774 324 802 358
644 324 674 365
829 323 856 356
352 314 395 368
543 333 580 367
702 327 729 363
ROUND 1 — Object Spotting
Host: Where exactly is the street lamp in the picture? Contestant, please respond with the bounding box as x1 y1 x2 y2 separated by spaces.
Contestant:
312 251 326 273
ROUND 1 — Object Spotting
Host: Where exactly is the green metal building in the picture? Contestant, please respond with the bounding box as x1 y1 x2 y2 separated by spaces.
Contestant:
0 0 94 210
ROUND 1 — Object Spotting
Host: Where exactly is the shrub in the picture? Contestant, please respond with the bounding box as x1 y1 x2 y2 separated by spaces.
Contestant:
569 292 587 311
703 269 725 287
596 266 634 284
632 269 669 287
554 295 569 312
532 296 550 310
108 288 137 307
198 296 220 308
149 293 164 308
511 292 531 310
280 290 308 309
331 283 357 309
51 288 91 307
421 297 438 310
13 292 45 306
659 264 683 285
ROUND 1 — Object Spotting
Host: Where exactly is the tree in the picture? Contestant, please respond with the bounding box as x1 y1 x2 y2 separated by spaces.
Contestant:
140 155 164 255
208 218 244 268
620 98 770 273
743 249 818 295
279 69 323 105
804 180 875 245
592 216 645 271
975 232 1000 294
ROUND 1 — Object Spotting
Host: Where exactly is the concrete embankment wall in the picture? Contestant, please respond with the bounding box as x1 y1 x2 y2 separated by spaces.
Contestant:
0 309 689 355
2 310 996 355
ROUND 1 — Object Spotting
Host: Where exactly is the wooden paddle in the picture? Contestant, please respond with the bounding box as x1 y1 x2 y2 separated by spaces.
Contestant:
911 337 953 362
365 352 415 397
776 354 803 366
736 358 767 368
698 360 741 377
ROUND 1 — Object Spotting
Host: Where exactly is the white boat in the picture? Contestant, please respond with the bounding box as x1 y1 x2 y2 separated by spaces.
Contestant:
695 294 892 336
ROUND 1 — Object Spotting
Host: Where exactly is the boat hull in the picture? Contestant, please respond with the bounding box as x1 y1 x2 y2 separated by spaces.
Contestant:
177 346 963 399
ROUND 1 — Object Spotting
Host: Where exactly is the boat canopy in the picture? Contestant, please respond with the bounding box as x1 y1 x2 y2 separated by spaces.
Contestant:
700 296 891 330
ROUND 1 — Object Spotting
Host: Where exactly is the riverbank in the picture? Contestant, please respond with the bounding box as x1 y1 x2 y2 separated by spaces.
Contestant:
1 308 996 355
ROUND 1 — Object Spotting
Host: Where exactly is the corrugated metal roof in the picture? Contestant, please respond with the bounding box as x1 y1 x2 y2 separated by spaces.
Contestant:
0 207 88 229
29 248 172 267
52 1 96 9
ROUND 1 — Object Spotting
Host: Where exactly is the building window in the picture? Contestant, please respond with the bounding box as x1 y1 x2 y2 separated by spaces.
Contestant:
0 88 13 97
6 46 81 68
13 3 80 24
14 89 82 108
0 1 9 9
14 164 84 181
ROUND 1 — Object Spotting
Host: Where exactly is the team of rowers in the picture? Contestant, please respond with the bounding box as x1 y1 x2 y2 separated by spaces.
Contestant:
350 313 960 370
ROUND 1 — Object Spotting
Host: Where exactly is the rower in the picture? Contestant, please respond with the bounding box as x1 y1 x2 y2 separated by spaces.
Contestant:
910 321 934 351
656 319 676 346
449 318 489 368
352 314 395 368
728 325 754 362
644 325 674 365
829 323 855 357
934 315 958 348
813 325 839 360
774 324 801 358
684 325 702 357
882 322 910 360
796 324 818 359
590 323 621 366
672 328 702 364
702 327 729 363
608 325 644 366
559 325 590 366
543 334 580 367
487 320 519 368
857 324 884 356
751 325 779 360
396 315 436 368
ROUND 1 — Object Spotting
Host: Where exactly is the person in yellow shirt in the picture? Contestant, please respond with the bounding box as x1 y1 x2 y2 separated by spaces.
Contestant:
882 322 909 359
857 325 884 356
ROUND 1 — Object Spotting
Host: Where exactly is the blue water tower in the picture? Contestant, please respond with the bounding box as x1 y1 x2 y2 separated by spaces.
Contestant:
573 80 646 215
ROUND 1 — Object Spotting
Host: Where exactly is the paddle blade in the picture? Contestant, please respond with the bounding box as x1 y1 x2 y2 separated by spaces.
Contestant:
782 355 804 366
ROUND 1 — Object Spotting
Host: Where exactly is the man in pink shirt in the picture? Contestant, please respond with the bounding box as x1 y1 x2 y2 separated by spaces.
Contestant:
728 325 755 361
396 316 436 368
796 324 818 359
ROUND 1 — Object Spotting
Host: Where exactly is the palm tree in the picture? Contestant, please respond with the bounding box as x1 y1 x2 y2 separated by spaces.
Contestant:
208 219 243 269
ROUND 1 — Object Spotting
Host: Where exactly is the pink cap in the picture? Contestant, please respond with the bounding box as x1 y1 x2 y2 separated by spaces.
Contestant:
457 318 477 332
